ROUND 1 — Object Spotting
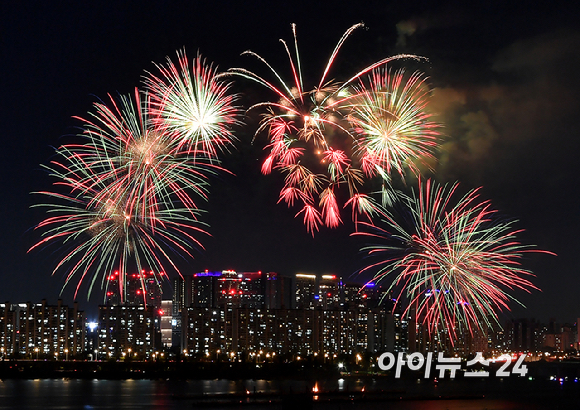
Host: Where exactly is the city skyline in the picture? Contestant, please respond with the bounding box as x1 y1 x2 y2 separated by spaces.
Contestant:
2 271 578 361
2 276 577 361
2 1 580 325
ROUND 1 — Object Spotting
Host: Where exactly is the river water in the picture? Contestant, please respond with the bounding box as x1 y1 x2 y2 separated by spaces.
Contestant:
0 378 577 409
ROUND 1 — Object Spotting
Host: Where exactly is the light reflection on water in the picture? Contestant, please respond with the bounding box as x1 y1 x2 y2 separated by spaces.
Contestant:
0 378 577 410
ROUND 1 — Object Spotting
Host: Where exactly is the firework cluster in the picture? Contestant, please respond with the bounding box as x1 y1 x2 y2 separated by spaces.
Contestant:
229 25 548 341
31 52 241 302
229 23 439 234
32 24 549 341
227 24 548 339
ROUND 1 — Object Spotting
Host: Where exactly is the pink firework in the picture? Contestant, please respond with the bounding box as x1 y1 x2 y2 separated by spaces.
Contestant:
229 24 440 234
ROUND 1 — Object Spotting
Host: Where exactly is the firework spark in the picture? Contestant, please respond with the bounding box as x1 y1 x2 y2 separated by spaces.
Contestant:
356 179 551 341
228 23 439 234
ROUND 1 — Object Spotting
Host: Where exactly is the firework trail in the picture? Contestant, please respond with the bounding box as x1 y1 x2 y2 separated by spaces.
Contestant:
356 179 552 341
30 89 220 302
228 23 440 234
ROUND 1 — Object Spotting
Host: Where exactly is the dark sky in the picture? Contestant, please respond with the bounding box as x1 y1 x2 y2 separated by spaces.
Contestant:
2 1 579 322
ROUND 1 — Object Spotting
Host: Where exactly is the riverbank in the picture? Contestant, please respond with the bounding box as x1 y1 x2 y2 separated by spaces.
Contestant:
1 358 580 381
0 359 341 380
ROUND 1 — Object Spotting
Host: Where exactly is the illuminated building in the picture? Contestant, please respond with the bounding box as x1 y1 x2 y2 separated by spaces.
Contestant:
296 274 392 310
85 321 99 356
362 283 392 309
171 275 187 348
385 308 411 354
215 270 280 308
542 321 575 353
0 300 84 358
409 314 492 356
172 270 283 349
182 306 391 356
159 300 173 348
178 270 547 357
176 271 399 356
215 270 244 307
105 269 164 309
101 270 164 356
503 318 546 353
97 305 158 357
24 300 84 358
0 303 25 356
295 273 317 309
341 282 366 309
318 275 341 309
172 270 282 310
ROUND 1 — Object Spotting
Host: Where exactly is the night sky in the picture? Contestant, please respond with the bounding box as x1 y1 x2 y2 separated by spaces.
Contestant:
2 1 579 322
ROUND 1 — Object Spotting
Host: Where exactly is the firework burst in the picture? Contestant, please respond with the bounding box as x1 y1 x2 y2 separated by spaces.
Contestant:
228 23 440 234
30 89 216 302
356 179 551 341
349 68 439 179
144 50 243 159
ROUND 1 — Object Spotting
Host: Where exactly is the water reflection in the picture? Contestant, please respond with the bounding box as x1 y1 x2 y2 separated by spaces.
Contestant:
0 378 577 410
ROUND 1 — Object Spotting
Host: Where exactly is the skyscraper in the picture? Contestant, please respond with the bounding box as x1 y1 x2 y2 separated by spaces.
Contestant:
105 269 164 309
295 273 317 309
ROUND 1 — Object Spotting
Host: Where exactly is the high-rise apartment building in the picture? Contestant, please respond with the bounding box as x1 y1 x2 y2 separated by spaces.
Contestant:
295 273 317 309
173 270 283 311
172 270 283 350
159 300 173 349
0 300 84 358
105 269 164 309
181 306 391 356
97 304 157 358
